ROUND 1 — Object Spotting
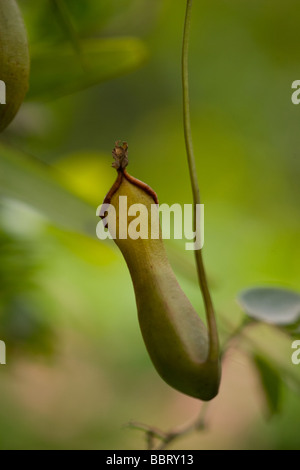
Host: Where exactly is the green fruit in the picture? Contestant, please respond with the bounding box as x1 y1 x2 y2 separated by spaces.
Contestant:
0 0 30 132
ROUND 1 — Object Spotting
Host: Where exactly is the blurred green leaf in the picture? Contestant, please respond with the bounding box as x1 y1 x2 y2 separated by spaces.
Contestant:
28 37 147 100
245 324 300 396
50 0 82 58
237 287 300 326
253 354 282 417
0 143 96 237
0 228 38 303
48 226 116 266
21 0 137 44
55 151 113 206
1 294 56 357
0 228 55 357
283 321 300 338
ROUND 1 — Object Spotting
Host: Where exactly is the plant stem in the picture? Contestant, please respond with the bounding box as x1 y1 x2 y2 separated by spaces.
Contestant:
157 402 209 450
182 0 219 361
126 402 209 450
126 320 252 450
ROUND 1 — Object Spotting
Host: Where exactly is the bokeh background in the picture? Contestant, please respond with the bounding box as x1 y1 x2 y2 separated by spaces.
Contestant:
0 0 299 449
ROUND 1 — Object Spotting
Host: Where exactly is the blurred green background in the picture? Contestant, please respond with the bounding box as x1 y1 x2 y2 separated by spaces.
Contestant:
0 0 299 449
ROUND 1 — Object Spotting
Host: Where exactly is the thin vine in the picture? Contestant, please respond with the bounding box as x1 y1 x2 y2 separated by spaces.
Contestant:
126 320 253 450
182 0 219 362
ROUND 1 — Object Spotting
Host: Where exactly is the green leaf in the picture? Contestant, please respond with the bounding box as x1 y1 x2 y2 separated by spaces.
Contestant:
284 321 300 337
237 287 300 326
245 324 300 396
28 37 148 100
253 354 282 416
0 142 96 237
